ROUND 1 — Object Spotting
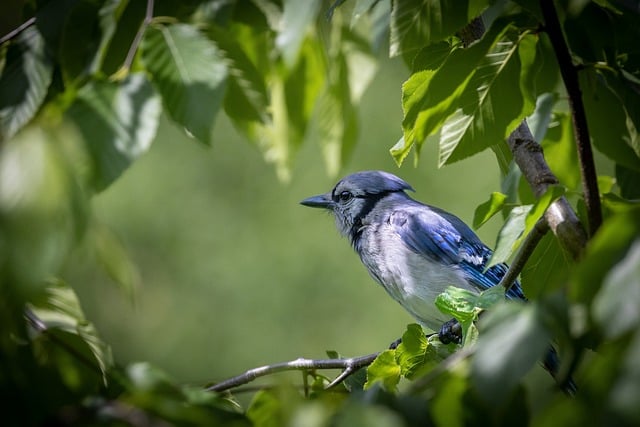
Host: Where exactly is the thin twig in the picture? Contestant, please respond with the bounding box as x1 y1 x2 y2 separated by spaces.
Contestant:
539 0 601 236
123 0 155 70
0 16 36 45
500 219 550 293
206 353 379 393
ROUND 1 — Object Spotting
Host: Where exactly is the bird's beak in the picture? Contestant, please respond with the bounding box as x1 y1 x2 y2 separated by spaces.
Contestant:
300 193 333 210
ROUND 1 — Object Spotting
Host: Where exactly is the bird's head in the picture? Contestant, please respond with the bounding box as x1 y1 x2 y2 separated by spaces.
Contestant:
300 170 414 240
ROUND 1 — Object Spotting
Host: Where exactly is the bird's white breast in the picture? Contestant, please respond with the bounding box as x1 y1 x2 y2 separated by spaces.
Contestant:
358 222 477 332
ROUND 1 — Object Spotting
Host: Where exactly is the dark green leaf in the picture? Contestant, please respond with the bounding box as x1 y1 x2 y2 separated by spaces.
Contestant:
521 232 570 299
364 350 401 392
473 192 507 228
571 208 640 304
0 26 53 141
593 239 640 338
472 302 549 402
142 24 228 145
59 0 101 84
581 68 640 172
66 73 161 191
616 163 640 200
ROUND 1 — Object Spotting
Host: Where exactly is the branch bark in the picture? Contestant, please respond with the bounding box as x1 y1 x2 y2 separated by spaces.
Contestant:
508 122 587 259
206 353 378 393
539 0 602 237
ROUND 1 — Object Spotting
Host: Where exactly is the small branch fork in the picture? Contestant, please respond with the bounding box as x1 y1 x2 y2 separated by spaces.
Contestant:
206 353 379 393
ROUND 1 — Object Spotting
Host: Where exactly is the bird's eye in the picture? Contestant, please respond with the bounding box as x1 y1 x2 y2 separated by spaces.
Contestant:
338 191 353 202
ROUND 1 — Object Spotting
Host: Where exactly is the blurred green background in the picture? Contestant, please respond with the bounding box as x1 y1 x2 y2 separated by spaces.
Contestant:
66 57 503 386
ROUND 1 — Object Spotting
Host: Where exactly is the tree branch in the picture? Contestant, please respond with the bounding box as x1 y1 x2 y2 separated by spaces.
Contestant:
539 0 602 237
206 353 379 393
0 17 35 45
500 218 549 293
508 122 587 260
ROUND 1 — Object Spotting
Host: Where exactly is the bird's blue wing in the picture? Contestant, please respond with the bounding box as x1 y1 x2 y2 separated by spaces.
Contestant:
390 206 526 300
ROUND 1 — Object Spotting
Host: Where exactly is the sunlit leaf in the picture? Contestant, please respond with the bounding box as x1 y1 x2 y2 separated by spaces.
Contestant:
66 73 161 191
473 192 507 228
0 26 53 141
364 350 401 392
472 302 549 402
395 324 428 378
438 31 539 167
276 0 322 67
142 24 228 145
488 205 530 266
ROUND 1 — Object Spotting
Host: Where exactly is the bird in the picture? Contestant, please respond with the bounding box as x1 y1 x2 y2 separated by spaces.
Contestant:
300 170 575 393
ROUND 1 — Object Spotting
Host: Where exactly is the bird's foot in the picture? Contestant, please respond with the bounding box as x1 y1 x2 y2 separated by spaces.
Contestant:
438 318 462 344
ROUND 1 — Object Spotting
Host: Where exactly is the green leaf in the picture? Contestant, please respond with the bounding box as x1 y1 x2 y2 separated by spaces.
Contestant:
364 350 401 392
59 0 101 84
395 324 428 378
30 279 113 385
389 0 469 62
521 232 570 299
66 73 161 191
571 208 640 304
0 26 53 141
438 31 539 167
488 186 564 268
581 68 640 172
209 25 269 124
473 192 507 228
593 239 640 339
616 163 640 200
488 205 530 267
400 18 539 165
142 24 228 145
472 302 550 402
527 92 556 142
276 0 322 67
541 112 580 191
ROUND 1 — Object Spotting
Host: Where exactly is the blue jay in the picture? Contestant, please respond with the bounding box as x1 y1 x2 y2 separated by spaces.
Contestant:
301 170 575 392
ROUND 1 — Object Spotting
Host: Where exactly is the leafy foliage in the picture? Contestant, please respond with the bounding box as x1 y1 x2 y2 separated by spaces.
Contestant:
1 0 639 425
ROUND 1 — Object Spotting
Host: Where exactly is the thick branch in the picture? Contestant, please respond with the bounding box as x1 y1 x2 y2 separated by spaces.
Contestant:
539 0 601 236
508 122 587 259
206 353 378 393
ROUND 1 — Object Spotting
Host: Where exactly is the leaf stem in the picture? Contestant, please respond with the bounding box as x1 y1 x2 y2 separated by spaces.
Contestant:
123 0 155 71
206 353 379 392
539 0 601 236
